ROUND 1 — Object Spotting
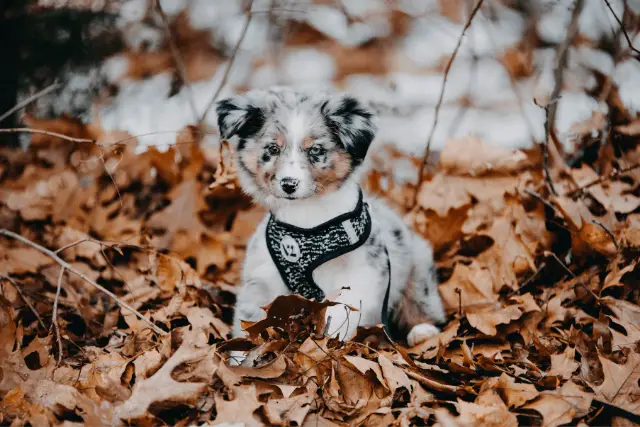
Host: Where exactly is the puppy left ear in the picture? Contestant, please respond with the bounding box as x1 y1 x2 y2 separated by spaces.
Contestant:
215 95 266 143
321 95 377 166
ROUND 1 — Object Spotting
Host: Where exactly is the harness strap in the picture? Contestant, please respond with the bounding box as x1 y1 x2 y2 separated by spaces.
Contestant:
265 189 372 301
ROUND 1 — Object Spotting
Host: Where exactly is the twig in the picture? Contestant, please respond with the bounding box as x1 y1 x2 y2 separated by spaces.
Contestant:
506 262 546 298
0 82 60 124
482 1 536 142
0 229 167 336
0 275 47 330
155 0 199 123
544 251 600 301
566 163 640 196
592 220 619 251
542 0 585 196
603 0 640 58
199 0 255 125
412 0 486 207
0 128 94 143
51 267 65 365
523 189 562 216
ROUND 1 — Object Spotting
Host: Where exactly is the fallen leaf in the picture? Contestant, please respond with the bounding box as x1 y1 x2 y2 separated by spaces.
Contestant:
213 385 263 426
114 330 209 420
587 352 640 415
439 137 530 176
524 381 593 427
548 347 579 380
497 373 538 408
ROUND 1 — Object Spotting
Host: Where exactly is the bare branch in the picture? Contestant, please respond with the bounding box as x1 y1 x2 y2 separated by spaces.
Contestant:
155 0 199 122
543 0 585 196
0 275 47 330
0 82 60 124
592 219 619 251
412 0 486 207
0 229 168 336
199 0 255 125
566 163 640 196
0 128 94 143
51 267 65 365
603 0 640 58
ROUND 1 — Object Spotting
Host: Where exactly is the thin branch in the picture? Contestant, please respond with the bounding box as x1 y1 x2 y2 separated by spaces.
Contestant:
544 251 600 301
0 128 94 143
51 267 65 365
523 189 562 216
0 82 60 124
566 163 640 196
155 0 199 123
603 0 640 58
543 0 585 196
592 219 619 251
0 275 47 330
199 0 255 125
412 0 485 207
0 229 167 336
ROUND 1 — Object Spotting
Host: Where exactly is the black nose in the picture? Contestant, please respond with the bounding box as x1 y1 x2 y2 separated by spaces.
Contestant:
280 178 299 194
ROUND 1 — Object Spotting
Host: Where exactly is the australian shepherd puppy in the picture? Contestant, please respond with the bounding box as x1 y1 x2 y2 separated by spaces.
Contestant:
216 87 446 347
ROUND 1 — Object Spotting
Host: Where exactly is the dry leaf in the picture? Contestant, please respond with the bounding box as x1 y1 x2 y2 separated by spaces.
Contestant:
439 137 530 176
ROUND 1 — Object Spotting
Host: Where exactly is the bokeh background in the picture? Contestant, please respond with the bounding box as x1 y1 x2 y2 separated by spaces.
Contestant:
3 0 640 159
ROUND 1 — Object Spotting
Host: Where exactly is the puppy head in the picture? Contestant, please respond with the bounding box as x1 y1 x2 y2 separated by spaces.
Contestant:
216 87 377 205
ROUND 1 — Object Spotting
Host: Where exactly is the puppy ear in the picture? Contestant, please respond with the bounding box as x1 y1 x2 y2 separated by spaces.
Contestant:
321 94 377 166
215 96 266 143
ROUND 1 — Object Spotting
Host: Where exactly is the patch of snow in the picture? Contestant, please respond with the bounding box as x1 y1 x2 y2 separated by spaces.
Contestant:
218 14 271 54
118 0 149 25
281 49 337 85
465 3 525 57
121 22 164 52
461 58 515 107
249 63 279 89
401 15 463 68
306 5 390 47
579 0 622 42
555 91 607 149
537 2 570 43
158 0 186 16
187 0 243 32
342 0 388 17
613 59 640 114
102 55 130 84
31 69 101 122
396 0 439 16
573 46 614 76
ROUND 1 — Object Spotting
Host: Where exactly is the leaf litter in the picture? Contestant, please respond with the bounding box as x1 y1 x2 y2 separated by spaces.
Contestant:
2 7 640 427
1 117 639 426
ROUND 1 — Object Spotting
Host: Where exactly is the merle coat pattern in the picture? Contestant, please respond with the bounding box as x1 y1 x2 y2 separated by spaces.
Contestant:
216 87 446 349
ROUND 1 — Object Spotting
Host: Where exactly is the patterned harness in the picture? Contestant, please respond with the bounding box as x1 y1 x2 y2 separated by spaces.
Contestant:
265 189 372 301
265 189 394 336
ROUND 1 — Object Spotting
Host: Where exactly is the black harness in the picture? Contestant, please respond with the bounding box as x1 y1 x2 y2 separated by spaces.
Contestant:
265 189 393 333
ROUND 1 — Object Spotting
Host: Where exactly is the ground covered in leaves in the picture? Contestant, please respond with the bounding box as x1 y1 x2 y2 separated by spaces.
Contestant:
0 115 639 426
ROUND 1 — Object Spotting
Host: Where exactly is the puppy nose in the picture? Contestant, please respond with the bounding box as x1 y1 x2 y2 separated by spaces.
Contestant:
280 178 299 194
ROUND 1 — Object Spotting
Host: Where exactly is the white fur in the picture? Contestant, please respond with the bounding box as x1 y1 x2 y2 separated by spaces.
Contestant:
233 179 445 343
218 88 446 348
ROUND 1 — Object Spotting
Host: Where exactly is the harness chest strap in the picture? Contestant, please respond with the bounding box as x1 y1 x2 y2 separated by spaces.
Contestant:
265 189 372 301
264 188 394 336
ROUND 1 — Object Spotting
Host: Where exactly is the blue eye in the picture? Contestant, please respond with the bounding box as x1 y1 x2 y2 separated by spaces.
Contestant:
308 145 325 156
266 143 280 156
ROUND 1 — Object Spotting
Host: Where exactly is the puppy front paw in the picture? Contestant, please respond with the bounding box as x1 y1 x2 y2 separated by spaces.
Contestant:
324 304 355 341
407 323 441 347
226 350 247 366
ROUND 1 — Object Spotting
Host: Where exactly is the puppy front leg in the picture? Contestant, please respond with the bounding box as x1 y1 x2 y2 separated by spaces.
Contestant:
323 267 387 342
232 277 288 338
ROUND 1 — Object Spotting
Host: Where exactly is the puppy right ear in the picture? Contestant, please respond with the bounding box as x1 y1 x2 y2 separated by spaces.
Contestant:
215 96 266 141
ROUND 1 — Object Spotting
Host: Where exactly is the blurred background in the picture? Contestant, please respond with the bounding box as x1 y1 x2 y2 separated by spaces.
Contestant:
2 0 640 160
